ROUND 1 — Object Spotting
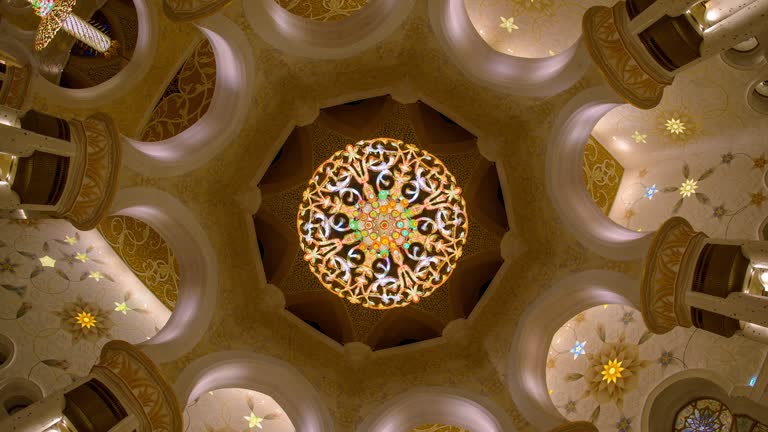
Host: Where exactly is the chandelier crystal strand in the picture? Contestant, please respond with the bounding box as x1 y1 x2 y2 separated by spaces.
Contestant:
27 0 118 56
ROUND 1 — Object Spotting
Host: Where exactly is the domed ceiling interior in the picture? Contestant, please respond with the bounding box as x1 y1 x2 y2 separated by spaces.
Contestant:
0 0 767 431
255 96 507 349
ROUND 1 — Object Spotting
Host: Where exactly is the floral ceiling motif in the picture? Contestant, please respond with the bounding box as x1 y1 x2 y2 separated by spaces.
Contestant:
547 305 767 431
186 388 295 432
465 0 614 58
274 0 369 21
98 215 180 310
297 138 468 309
140 39 216 142
0 219 169 395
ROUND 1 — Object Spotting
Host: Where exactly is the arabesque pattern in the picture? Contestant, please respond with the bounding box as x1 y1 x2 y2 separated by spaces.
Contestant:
582 135 623 214
297 138 468 309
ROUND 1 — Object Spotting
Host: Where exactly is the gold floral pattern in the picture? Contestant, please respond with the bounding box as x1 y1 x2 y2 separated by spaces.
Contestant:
658 109 696 142
140 40 216 142
52 296 113 343
275 0 369 21
98 215 180 310
61 113 121 231
582 135 623 214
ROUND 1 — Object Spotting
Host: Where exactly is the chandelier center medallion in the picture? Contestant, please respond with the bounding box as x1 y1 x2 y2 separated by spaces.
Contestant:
297 138 468 309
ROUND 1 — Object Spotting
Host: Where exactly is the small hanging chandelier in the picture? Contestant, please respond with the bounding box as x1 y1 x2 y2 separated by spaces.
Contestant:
28 0 119 57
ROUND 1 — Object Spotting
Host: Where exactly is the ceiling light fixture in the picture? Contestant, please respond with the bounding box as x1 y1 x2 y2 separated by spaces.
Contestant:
27 0 119 57
297 138 468 309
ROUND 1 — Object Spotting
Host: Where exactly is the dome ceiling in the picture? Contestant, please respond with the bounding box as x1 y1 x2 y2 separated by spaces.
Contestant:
254 96 507 349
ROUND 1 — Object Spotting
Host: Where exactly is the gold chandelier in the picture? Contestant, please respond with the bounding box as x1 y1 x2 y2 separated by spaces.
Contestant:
28 0 119 57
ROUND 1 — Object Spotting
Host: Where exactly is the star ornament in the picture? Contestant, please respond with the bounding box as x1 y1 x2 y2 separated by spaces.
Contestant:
570 340 587 359
644 184 657 200
601 359 625 384
89 271 104 282
114 302 131 315
499 16 519 32
65 235 78 245
244 412 264 429
631 131 647 143
39 255 56 268
75 252 89 263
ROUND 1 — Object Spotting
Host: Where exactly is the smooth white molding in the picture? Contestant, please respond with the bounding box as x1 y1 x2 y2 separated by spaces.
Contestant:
243 0 415 60
110 187 218 364
545 84 652 260
174 351 334 432
507 270 640 430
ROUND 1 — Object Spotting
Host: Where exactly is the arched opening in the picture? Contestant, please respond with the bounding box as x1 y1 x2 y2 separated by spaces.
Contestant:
244 0 415 59
464 0 613 58
544 302 768 431
0 334 15 370
356 387 514 432
109 187 218 363
427 0 592 97
122 13 254 177
174 351 333 432
186 388 295 432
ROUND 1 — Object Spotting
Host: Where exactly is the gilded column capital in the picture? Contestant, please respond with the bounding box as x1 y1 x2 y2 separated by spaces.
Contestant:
640 217 707 334
0 64 31 111
582 3 671 109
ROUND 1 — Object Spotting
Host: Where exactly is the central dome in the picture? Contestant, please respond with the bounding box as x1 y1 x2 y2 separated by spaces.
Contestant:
297 138 468 309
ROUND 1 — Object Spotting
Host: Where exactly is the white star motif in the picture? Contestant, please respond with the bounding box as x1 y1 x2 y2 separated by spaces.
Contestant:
499 16 519 33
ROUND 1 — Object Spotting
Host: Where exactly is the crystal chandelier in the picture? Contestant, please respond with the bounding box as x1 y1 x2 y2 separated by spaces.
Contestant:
297 138 469 309
28 0 119 57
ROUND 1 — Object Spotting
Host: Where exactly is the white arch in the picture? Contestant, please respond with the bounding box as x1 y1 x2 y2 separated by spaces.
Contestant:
356 386 515 432
121 12 254 177
173 351 333 432
545 84 652 260
243 0 415 60
29 0 159 109
507 270 640 431
427 0 592 98
109 187 218 364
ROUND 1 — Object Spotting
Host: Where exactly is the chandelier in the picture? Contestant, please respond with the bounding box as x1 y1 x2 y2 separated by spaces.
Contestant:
297 138 468 309
28 0 118 56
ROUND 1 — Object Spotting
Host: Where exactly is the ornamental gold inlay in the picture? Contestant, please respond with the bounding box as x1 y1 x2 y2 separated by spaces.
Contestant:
297 138 468 309
98 215 180 310
582 135 623 214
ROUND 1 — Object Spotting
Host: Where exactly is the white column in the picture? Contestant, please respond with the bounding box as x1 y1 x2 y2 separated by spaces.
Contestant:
699 0 768 57
739 323 768 344
0 392 65 432
628 0 701 34
686 291 768 327
0 123 75 157
742 241 768 268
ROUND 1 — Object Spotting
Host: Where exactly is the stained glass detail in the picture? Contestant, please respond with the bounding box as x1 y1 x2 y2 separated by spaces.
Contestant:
674 399 733 432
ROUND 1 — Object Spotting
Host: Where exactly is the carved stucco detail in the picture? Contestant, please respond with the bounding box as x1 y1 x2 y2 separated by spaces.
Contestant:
640 217 705 334
94 340 182 432
582 5 668 109
163 0 232 22
61 113 121 230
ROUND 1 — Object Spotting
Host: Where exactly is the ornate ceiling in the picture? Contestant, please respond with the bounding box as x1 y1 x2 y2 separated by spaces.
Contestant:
255 96 506 348
1 0 766 430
